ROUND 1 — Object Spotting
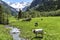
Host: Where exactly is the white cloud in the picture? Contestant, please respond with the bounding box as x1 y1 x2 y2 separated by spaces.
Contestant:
2 0 5 1
6 2 10 4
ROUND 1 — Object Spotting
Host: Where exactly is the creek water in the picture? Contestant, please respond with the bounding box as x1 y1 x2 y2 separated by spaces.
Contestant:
5 25 26 40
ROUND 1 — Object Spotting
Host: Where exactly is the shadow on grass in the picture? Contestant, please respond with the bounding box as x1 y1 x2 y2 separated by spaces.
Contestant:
31 36 43 40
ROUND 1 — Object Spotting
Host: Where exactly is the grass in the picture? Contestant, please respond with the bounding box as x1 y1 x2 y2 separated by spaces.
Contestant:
0 25 13 40
9 17 60 40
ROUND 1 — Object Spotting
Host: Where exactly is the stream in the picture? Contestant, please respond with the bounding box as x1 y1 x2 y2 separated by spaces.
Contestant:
5 25 27 40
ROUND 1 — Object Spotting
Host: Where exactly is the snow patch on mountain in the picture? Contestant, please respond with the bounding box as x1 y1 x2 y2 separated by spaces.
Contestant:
8 2 31 11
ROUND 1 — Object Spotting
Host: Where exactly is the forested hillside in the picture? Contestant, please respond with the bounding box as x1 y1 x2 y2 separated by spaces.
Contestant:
30 0 58 11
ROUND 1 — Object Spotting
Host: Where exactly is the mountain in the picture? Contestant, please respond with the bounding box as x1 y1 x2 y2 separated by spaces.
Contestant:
0 0 18 16
30 0 57 11
8 2 31 12
30 0 42 8
30 0 52 8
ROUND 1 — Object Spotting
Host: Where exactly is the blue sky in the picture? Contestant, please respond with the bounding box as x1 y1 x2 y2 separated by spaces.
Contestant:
2 0 33 3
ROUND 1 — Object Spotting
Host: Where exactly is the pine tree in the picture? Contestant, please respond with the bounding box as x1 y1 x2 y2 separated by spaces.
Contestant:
18 9 22 20
0 4 3 24
0 3 9 24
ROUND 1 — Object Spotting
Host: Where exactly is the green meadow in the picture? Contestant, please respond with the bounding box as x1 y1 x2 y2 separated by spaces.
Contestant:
0 17 60 40
9 17 60 40
0 25 12 40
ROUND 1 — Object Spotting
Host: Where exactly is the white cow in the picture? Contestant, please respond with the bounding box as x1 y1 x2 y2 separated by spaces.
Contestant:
32 29 44 37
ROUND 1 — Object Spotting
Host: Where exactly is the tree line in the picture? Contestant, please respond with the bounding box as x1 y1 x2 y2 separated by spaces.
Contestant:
0 3 9 24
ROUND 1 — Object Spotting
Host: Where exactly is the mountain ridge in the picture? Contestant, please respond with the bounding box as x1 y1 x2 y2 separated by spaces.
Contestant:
8 2 31 11
0 0 18 16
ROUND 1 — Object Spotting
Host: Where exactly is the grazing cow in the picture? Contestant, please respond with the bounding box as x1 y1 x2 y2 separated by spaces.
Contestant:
32 29 44 38
35 22 38 27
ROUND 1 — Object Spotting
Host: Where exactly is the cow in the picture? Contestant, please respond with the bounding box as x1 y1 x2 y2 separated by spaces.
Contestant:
32 29 44 38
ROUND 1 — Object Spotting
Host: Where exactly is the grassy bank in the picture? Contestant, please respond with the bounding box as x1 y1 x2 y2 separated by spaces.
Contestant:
10 17 60 40
0 25 13 40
